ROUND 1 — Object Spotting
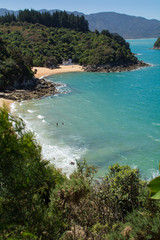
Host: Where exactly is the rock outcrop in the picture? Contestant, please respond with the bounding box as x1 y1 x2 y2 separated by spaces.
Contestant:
0 78 58 101
84 61 149 73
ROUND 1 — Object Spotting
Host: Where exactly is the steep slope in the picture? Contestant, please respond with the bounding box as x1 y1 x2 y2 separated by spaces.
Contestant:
0 22 144 72
153 38 160 49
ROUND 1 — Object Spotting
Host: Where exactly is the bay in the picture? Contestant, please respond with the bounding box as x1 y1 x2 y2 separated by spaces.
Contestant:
14 38 160 178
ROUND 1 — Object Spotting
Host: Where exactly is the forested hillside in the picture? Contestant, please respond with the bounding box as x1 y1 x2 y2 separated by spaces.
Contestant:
0 21 138 68
0 9 89 32
0 37 33 90
0 9 147 90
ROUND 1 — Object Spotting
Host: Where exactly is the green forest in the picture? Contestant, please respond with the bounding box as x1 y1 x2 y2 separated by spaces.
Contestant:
0 9 89 32
1 108 160 239
0 9 140 90
0 37 33 90
0 22 137 67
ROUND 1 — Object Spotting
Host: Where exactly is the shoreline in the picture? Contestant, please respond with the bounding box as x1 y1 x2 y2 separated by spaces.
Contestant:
0 98 14 111
32 64 84 79
0 62 149 107
0 64 84 108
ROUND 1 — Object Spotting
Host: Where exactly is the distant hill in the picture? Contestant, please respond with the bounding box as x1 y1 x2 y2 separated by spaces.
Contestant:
1 8 160 39
84 12 160 39
0 8 19 16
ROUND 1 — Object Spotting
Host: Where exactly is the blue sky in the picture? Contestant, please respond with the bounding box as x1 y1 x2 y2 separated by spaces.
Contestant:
1 0 160 20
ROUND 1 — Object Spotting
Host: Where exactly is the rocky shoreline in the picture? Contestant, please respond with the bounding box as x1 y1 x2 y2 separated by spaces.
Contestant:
0 61 150 101
84 61 149 73
0 78 59 101
152 47 160 50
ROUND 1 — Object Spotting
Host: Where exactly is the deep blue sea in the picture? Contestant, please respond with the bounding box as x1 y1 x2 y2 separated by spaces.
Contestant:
14 39 160 178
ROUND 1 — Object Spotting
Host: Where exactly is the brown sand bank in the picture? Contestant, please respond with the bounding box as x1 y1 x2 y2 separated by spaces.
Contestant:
0 98 13 110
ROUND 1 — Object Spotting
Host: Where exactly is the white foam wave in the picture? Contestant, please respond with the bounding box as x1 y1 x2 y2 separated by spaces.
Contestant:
148 135 160 143
10 102 17 113
37 115 45 119
54 82 71 94
152 122 160 126
39 75 48 79
11 109 86 176
148 169 160 181
27 109 36 113
41 143 86 176
131 164 138 169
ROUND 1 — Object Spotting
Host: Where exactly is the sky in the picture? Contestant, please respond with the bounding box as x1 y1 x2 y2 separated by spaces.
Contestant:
1 0 160 20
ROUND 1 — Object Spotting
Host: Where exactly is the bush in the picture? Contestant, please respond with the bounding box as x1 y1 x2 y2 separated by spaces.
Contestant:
0 108 65 239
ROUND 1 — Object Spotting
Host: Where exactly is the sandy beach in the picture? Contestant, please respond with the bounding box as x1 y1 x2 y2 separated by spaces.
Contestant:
33 64 84 79
0 64 84 110
0 98 13 110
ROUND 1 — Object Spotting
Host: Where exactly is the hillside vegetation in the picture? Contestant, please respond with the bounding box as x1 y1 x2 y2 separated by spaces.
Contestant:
0 10 147 91
0 21 138 68
0 37 33 90
1 108 160 240
0 9 89 32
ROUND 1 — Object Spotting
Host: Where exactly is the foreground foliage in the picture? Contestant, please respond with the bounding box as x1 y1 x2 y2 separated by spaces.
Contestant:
1 108 160 239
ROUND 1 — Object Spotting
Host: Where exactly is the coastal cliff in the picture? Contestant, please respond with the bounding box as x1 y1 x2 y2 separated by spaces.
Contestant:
153 38 160 49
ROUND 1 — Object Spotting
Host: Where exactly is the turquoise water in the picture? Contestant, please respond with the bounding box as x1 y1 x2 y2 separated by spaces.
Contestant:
14 38 160 178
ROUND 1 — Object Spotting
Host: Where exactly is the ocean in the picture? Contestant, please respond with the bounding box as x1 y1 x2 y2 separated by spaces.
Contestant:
13 38 160 179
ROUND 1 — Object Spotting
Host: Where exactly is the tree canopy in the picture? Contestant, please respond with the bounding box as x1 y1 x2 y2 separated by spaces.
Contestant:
0 37 33 90
0 22 137 68
0 9 89 32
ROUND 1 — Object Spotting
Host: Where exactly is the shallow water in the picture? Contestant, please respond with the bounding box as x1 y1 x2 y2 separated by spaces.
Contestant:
14 38 160 178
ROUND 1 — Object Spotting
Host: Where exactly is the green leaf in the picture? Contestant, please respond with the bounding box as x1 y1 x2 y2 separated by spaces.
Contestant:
148 176 160 192
150 191 160 199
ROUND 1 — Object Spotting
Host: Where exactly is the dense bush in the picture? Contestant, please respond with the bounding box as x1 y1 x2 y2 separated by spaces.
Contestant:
0 108 66 239
0 37 33 90
0 22 138 69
